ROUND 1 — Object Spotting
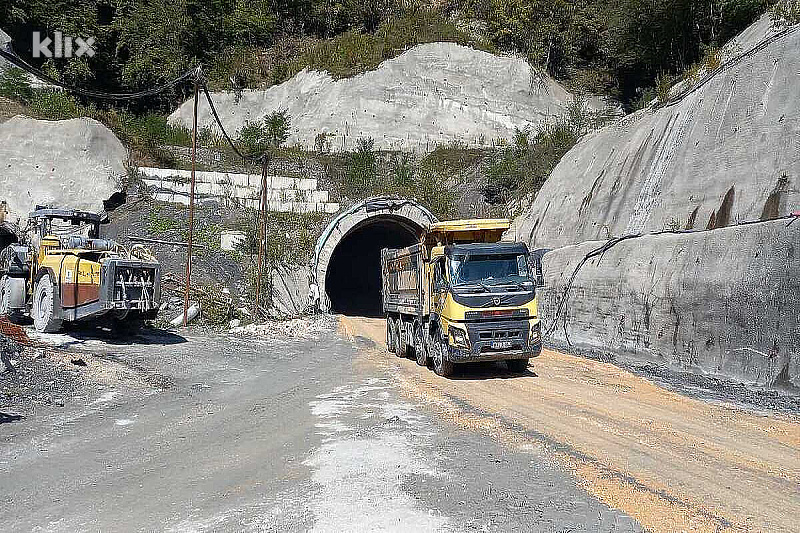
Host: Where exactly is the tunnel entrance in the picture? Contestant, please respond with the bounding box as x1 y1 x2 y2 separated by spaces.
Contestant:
325 218 419 317
313 197 438 314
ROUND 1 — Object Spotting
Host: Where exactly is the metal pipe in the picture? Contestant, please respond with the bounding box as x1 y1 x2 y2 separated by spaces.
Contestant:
183 68 201 327
254 153 270 317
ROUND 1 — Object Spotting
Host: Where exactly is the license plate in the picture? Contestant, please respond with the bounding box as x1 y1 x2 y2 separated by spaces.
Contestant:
491 341 513 350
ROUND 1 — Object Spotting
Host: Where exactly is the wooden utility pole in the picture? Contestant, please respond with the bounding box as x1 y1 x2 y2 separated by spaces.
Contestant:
254 153 270 317
183 68 201 327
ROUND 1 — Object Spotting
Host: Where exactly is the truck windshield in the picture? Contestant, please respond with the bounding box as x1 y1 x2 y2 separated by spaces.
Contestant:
449 254 531 287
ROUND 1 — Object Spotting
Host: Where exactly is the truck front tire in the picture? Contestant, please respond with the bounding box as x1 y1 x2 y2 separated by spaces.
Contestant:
414 323 428 366
432 331 455 377
33 273 63 333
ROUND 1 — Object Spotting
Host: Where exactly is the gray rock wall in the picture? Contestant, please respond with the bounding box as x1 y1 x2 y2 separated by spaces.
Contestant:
538 219 800 388
510 16 800 250
0 116 127 222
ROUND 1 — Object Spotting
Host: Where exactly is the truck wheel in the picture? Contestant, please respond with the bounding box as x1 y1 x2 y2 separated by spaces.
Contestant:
414 323 428 367
397 320 409 358
33 273 63 333
507 359 529 373
386 317 396 354
432 332 454 377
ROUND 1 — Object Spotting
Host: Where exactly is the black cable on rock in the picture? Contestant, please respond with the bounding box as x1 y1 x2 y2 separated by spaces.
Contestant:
543 233 641 339
201 82 260 163
541 213 800 341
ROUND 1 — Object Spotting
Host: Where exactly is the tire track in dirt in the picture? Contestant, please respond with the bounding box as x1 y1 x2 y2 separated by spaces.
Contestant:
340 317 800 533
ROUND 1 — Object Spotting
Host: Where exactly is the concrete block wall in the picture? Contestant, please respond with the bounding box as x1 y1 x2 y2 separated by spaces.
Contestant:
139 167 340 214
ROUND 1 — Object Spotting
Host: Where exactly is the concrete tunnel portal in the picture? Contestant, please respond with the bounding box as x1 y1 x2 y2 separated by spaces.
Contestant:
313 198 438 317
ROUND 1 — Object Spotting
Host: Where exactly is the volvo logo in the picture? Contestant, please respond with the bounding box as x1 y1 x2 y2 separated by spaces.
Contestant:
492 296 502 306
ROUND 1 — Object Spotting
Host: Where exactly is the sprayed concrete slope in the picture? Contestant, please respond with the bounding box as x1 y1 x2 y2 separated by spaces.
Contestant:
0 116 127 222
538 219 800 388
507 16 800 390
510 15 800 248
169 42 573 152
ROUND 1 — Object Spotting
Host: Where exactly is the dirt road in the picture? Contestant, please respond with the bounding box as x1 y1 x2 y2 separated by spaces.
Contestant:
341 317 800 533
1 323 642 532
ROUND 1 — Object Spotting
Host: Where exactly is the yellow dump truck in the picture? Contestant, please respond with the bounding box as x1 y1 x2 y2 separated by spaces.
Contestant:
0 208 161 332
381 219 543 377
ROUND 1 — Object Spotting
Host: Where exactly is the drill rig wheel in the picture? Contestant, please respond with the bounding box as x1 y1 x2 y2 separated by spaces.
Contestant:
33 273 63 333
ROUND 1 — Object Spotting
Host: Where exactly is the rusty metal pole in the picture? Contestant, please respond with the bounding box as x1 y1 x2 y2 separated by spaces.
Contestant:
183 69 201 327
254 153 269 317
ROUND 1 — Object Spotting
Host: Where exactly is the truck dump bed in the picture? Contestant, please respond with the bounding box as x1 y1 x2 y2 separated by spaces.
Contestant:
381 243 424 317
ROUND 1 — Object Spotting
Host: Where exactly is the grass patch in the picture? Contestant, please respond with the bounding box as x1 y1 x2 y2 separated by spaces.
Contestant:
771 0 800 25
421 146 492 175
209 8 494 89
146 205 183 235
483 98 596 204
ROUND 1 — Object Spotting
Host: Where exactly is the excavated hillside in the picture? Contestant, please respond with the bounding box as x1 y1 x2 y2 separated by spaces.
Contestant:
509 15 800 390
0 116 127 223
510 15 799 247
169 42 578 152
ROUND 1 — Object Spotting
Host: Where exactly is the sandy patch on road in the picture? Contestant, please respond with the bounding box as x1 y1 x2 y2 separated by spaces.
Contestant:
340 316 800 533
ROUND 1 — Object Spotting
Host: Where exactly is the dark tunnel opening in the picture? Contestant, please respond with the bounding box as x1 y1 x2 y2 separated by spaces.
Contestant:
0 227 18 252
325 218 420 317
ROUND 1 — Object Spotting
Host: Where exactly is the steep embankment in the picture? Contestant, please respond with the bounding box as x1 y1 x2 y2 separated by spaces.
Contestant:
0 116 127 222
509 15 800 389
169 42 575 152
511 15 799 247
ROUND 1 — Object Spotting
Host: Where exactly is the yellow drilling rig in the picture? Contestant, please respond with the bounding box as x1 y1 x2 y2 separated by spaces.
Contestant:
0 207 161 333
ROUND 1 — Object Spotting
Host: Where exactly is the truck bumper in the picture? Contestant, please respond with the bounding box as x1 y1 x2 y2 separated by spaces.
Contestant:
447 318 542 362
448 342 542 363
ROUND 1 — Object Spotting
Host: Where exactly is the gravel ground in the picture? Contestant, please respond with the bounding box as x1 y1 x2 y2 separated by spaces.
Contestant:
1 320 642 532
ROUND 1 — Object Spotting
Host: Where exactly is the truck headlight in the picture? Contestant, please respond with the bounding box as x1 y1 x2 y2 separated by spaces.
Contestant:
450 327 469 348
529 322 541 345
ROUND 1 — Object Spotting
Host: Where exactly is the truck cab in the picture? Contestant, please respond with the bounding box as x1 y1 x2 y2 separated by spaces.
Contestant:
430 242 541 368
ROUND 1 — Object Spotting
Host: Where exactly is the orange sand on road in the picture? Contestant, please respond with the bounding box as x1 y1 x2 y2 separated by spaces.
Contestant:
340 316 800 533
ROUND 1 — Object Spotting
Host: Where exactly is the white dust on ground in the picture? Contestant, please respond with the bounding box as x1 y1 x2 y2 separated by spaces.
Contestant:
228 315 338 340
304 379 449 532
164 378 452 532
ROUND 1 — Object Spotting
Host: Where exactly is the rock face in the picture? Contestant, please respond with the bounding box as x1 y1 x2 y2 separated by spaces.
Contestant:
270 263 311 318
510 16 800 249
538 219 800 388
170 42 575 152
0 116 127 222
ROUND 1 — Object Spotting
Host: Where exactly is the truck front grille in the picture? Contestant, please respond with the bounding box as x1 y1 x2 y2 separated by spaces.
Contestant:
478 330 522 340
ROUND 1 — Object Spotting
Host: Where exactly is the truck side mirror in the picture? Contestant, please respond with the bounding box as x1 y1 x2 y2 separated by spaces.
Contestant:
530 249 550 288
